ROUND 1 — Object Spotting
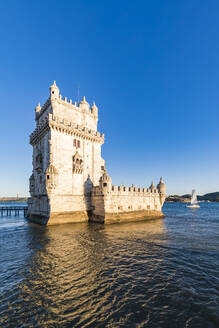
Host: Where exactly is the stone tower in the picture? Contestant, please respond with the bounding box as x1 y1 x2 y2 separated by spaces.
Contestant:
28 81 166 225
27 81 105 224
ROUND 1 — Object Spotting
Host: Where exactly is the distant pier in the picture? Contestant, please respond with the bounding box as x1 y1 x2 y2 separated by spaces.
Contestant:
0 206 28 217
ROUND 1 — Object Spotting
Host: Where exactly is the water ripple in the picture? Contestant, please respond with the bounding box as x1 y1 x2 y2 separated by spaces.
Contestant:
0 204 219 327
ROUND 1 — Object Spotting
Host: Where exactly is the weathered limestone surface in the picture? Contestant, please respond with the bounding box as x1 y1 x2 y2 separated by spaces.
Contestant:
92 211 164 224
27 81 166 225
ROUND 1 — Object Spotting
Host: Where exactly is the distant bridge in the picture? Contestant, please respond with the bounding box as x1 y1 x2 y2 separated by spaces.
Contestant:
0 206 28 217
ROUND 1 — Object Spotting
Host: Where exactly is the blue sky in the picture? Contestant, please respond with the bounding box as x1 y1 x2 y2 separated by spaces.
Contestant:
0 0 219 197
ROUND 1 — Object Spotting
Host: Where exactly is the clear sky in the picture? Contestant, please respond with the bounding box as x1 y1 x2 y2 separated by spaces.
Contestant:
0 0 219 197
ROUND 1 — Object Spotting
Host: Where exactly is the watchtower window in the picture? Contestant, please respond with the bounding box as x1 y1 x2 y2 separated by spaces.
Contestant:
73 139 80 148
103 183 107 187
47 175 50 180
101 166 105 170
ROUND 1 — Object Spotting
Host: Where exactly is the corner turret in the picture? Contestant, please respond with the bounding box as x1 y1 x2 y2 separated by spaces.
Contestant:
91 101 98 118
157 177 166 205
50 81 60 100
157 177 166 194
79 96 90 111
99 169 112 193
35 102 41 113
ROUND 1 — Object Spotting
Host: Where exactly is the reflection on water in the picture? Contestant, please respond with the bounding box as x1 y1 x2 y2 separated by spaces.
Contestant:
0 203 219 327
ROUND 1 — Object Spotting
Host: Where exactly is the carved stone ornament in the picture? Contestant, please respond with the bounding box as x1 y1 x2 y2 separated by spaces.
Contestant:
73 151 83 174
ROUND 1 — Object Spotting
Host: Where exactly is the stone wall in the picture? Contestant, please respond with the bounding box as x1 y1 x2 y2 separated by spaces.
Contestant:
92 183 165 224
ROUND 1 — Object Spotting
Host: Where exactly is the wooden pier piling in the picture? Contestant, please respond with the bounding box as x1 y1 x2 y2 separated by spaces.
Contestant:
0 206 28 217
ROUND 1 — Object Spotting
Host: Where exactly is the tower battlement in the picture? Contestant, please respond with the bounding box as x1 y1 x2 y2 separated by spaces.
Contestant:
27 81 166 225
35 81 98 132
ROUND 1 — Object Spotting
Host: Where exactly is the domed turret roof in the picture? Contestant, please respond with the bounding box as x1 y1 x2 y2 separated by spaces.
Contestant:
91 101 98 111
157 177 166 192
79 96 89 105
50 80 59 90
35 102 41 112
99 169 111 182
79 96 90 110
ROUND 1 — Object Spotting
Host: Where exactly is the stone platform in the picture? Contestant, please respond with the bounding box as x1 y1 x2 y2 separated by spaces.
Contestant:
27 210 164 225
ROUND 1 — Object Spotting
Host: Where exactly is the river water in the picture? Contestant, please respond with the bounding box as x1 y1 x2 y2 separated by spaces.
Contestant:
0 202 218 327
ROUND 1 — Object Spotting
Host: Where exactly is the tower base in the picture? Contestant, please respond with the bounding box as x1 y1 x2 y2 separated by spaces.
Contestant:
27 211 89 225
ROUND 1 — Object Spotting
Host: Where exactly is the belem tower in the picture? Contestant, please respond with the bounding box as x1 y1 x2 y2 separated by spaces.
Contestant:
27 82 166 225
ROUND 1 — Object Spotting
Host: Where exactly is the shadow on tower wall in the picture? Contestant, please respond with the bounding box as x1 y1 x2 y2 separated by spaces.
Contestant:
84 175 93 221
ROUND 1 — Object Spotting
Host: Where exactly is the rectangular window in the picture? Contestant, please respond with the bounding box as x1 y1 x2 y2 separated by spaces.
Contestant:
73 139 80 148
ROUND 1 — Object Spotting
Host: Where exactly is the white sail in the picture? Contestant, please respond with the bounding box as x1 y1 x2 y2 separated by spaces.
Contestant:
191 189 197 204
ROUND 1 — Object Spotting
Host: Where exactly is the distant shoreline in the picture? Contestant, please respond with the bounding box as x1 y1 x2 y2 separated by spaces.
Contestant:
0 198 27 203
166 192 219 203
1 193 219 204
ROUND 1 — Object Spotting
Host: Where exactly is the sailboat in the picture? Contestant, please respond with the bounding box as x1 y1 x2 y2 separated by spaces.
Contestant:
186 189 200 208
